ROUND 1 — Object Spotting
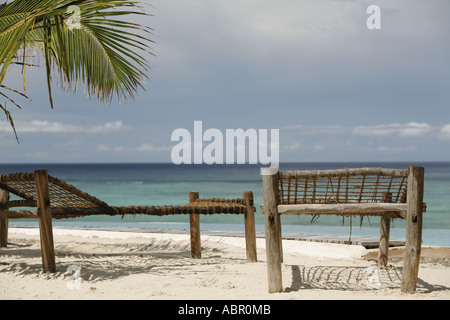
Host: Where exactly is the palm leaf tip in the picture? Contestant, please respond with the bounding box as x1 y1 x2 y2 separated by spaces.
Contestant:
1 103 19 143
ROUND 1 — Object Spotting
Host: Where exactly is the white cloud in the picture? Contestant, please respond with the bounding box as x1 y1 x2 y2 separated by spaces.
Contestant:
136 143 172 152
96 145 127 153
97 143 172 153
376 145 417 153
89 121 126 134
283 122 433 137
282 142 303 151
279 122 440 157
313 144 325 151
352 122 432 137
0 120 127 134
439 124 450 140
54 139 84 148
283 124 349 135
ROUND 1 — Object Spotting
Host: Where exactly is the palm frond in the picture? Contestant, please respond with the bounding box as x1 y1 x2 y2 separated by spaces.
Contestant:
0 0 153 138
0 0 153 105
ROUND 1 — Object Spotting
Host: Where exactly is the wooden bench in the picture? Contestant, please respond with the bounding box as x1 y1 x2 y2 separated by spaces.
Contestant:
262 166 425 294
0 170 257 273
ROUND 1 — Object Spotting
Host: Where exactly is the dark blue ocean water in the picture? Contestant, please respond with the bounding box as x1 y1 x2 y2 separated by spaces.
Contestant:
1 162 449 246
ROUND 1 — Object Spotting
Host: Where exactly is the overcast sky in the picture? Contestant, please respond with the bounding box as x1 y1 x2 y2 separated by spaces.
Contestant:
1 0 449 163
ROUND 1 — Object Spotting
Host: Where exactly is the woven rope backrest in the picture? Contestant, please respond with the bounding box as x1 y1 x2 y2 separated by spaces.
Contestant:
278 168 408 205
0 173 108 208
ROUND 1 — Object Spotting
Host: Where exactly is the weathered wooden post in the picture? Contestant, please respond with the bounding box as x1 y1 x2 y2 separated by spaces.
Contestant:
34 170 56 273
189 191 201 259
378 192 392 266
0 190 9 247
401 166 424 293
263 170 282 293
243 191 257 262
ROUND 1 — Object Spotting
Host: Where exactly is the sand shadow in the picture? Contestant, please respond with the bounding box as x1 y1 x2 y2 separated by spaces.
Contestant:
0 238 244 282
285 264 449 294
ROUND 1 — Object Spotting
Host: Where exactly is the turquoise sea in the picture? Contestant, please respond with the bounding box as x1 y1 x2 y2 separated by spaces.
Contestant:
1 162 449 247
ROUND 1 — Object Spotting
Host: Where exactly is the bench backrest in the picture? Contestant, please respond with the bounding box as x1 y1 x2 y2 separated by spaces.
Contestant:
277 168 408 205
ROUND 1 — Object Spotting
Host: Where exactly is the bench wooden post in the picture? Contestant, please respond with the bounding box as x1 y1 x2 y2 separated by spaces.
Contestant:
243 191 257 262
34 170 56 273
189 191 201 259
263 171 282 293
401 166 424 293
0 190 9 247
378 192 392 266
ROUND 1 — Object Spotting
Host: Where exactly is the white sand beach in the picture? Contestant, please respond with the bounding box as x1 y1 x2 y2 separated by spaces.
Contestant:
0 227 449 300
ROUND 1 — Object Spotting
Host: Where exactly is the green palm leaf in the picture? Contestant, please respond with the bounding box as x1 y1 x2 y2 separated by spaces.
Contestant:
0 0 153 136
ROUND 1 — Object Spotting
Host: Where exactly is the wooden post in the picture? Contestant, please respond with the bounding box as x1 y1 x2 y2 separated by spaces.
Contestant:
401 166 424 293
243 191 257 262
189 192 201 259
34 170 56 273
0 190 9 247
378 192 392 266
263 171 282 293
277 204 283 264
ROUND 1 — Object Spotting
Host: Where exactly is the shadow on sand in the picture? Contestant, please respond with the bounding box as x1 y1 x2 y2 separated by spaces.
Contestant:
285 263 449 294
0 238 243 282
